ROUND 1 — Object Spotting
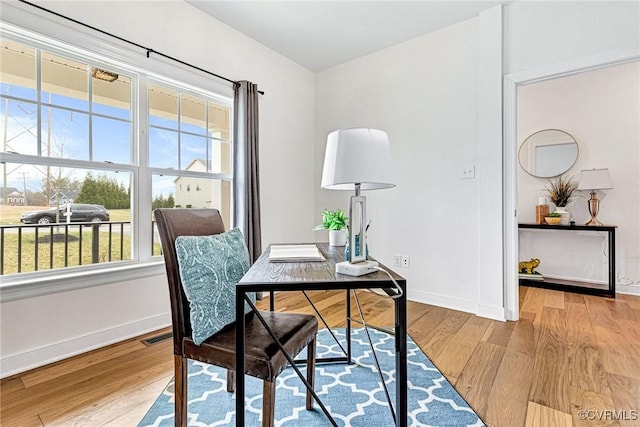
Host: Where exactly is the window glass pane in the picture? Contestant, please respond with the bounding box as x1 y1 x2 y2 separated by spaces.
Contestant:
93 117 131 164
41 106 89 160
1 163 132 274
208 103 230 140
92 70 131 120
209 138 231 174
180 93 206 135
180 134 207 170
151 173 231 229
0 99 38 155
41 51 89 111
149 127 178 169
0 38 36 101
149 84 177 129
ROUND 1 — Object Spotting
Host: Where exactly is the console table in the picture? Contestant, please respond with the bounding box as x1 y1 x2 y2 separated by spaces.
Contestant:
518 223 616 298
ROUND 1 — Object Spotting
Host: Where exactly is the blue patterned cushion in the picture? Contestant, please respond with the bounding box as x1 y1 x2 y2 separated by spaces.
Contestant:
174 228 255 345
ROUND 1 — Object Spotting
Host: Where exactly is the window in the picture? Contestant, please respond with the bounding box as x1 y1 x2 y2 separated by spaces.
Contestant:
0 28 233 276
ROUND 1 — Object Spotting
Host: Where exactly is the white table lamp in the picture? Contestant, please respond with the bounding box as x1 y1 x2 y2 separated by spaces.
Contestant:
321 128 395 276
577 168 613 226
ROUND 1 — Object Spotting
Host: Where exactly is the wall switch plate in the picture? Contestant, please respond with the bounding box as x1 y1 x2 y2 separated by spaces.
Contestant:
393 255 402 267
460 165 475 179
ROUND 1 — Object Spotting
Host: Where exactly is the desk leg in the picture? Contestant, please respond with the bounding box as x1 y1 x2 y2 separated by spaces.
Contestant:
346 290 352 363
235 292 245 426
396 288 408 427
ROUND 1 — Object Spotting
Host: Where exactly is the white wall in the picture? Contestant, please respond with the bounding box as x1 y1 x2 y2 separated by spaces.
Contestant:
517 61 640 293
504 1 640 74
0 0 315 377
315 9 505 317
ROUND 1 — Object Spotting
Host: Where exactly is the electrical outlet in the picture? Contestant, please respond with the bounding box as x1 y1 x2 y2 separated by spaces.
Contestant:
401 255 410 268
460 165 475 179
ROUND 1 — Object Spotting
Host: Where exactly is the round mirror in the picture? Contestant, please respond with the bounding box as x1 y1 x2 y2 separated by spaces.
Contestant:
518 129 578 178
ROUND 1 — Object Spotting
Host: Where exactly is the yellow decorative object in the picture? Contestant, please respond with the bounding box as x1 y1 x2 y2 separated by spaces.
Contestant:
519 258 540 274
545 216 562 225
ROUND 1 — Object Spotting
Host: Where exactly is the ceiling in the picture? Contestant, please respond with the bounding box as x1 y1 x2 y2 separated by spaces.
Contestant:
187 1 508 72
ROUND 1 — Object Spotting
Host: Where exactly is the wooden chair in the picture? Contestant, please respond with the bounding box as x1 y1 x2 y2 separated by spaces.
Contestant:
154 208 318 427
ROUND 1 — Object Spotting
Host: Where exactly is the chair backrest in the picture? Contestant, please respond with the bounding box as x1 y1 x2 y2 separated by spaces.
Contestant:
154 208 226 355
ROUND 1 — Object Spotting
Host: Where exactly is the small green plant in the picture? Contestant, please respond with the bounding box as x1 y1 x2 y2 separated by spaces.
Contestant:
314 209 348 231
547 212 561 218
546 175 577 207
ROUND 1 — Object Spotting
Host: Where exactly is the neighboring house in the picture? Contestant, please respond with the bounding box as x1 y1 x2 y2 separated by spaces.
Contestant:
0 187 24 205
49 191 78 207
174 159 221 209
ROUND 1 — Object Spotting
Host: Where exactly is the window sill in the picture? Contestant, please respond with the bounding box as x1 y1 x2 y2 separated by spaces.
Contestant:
0 260 166 303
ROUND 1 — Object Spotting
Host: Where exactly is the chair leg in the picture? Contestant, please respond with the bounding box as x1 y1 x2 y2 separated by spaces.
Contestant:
174 355 188 427
226 369 236 392
306 337 316 410
262 379 276 427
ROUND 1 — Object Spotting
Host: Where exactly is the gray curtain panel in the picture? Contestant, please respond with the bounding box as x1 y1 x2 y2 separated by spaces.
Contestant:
233 81 262 263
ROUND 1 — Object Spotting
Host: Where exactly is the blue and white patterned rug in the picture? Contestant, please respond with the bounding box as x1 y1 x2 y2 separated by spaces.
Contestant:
138 328 485 426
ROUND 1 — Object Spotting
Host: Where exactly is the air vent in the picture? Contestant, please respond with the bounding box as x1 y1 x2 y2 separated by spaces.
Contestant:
141 332 172 346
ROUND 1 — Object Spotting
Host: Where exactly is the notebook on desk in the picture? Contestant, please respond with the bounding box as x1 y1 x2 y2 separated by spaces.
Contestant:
268 244 326 262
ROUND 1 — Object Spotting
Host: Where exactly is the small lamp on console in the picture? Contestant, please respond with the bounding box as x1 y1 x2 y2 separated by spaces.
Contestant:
577 168 613 226
320 128 395 276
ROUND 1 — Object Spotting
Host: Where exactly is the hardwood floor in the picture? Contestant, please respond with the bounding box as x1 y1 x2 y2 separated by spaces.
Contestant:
2 286 640 426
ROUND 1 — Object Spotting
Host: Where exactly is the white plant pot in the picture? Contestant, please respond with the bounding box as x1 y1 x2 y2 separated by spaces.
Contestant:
329 229 347 246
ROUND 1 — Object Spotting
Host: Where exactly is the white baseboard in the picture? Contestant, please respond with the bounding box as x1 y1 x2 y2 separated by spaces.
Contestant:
1 312 171 378
407 290 506 321
476 304 507 321
618 286 640 296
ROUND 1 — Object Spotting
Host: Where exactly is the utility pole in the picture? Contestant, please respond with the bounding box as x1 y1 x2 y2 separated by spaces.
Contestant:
18 172 29 206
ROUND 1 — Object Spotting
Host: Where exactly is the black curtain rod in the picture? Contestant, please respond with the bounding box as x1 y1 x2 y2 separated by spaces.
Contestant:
18 0 264 95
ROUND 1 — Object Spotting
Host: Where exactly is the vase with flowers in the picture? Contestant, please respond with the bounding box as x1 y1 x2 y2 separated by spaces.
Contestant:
545 175 578 224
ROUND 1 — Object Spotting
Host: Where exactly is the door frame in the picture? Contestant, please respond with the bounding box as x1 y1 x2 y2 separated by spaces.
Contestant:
503 45 640 321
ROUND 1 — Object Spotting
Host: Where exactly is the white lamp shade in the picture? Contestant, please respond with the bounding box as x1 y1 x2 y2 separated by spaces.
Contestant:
577 168 613 191
321 128 395 190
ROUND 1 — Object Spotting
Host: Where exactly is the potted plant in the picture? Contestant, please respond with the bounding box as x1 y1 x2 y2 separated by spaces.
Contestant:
545 175 577 209
545 175 577 224
544 211 562 225
314 209 348 246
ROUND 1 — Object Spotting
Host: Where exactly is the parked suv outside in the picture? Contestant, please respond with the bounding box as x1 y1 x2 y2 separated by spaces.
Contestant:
20 204 111 224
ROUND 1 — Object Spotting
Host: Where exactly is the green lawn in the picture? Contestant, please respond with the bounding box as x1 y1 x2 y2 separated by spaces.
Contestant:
1 224 163 275
2 229 129 274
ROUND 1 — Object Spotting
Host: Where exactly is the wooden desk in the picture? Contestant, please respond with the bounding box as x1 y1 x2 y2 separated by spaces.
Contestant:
236 243 408 426
518 223 616 298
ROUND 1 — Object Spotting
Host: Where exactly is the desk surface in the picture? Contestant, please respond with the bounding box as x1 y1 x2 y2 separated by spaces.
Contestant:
239 243 406 291
235 242 408 426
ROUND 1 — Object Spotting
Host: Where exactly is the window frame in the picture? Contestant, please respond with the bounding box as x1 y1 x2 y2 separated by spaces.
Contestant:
0 8 234 302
